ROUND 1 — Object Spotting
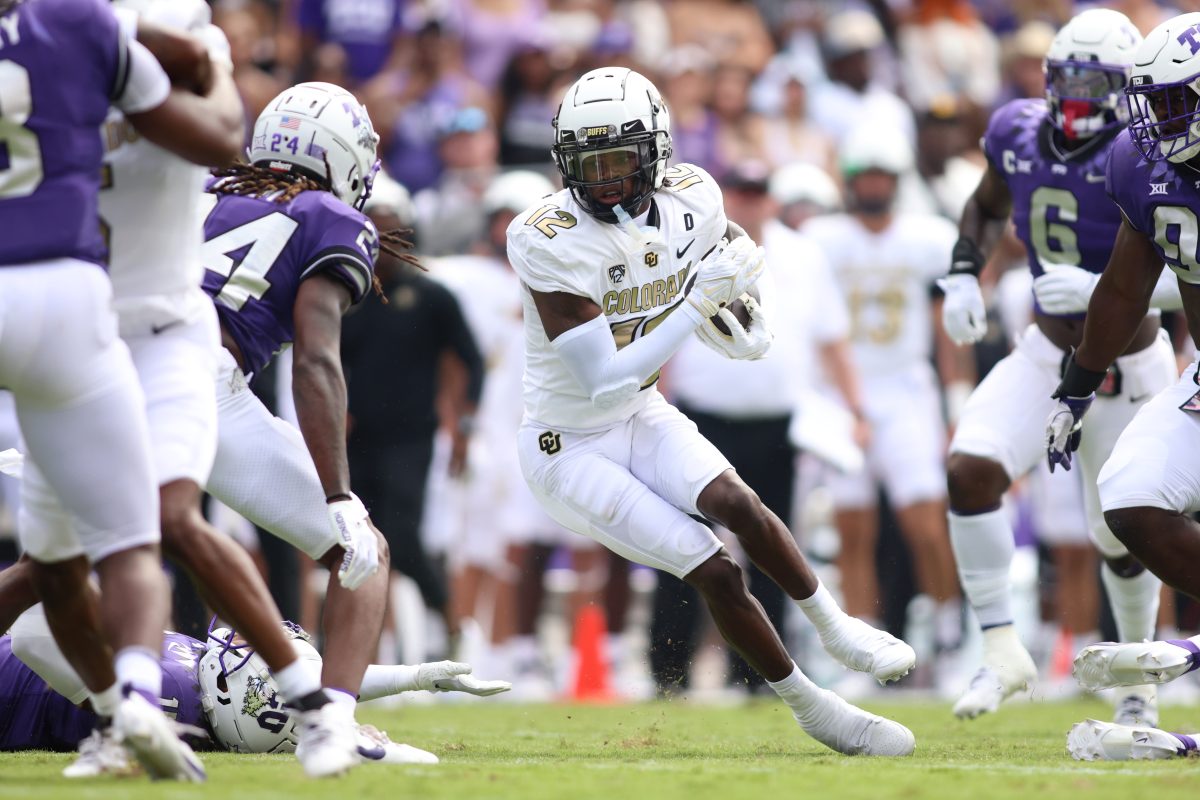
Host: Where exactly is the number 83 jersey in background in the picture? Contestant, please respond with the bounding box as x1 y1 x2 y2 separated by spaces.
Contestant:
984 98 1123 317
199 180 380 377
507 163 727 432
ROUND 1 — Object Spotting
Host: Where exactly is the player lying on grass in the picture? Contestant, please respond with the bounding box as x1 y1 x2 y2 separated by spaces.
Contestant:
0 606 508 771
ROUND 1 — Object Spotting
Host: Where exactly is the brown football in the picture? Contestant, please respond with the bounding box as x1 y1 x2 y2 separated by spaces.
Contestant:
710 284 759 335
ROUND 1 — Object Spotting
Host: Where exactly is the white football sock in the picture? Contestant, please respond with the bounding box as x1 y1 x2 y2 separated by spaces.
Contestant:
982 624 1030 670
795 581 846 634
949 508 1014 629
90 683 121 718
359 664 421 701
115 646 161 700
272 657 323 704
1101 563 1161 644
766 661 826 723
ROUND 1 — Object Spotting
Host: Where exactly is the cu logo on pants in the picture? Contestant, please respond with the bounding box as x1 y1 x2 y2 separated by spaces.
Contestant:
538 431 562 455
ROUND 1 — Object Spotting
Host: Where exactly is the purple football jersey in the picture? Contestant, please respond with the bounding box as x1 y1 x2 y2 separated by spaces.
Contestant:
201 184 379 377
1106 128 1200 281
0 0 128 267
0 632 209 751
0 636 95 751
983 99 1123 317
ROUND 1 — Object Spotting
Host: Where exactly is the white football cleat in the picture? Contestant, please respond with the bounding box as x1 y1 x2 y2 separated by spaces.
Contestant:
356 725 439 764
953 625 1038 720
819 616 917 684
795 688 915 757
1074 640 1199 692
113 692 206 782
1113 686 1158 728
1067 719 1186 761
295 701 360 778
63 726 136 778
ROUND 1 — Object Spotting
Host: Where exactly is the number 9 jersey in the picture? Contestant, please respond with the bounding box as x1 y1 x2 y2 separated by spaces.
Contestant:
507 163 727 432
984 98 1124 317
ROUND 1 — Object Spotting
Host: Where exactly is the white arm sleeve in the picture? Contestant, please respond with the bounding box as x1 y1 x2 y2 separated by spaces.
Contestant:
114 37 172 115
358 664 421 701
553 301 706 409
10 605 89 705
1151 268 1183 311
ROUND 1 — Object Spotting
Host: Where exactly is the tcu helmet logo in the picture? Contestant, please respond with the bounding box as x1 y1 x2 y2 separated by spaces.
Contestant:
644 252 659 268
538 431 562 455
608 264 626 283
1178 23 1200 55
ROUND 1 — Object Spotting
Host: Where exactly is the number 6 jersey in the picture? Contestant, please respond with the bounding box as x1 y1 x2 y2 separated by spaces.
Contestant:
199 180 379 377
983 98 1124 317
507 163 726 432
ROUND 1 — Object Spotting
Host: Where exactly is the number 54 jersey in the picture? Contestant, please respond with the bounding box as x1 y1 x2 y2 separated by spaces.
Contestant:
984 98 1123 316
507 163 727 432
199 182 380 377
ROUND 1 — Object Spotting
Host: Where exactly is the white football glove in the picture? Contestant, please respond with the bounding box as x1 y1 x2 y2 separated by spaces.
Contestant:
694 293 773 360
685 236 767 318
1033 263 1100 315
415 661 512 696
327 492 380 590
937 273 987 345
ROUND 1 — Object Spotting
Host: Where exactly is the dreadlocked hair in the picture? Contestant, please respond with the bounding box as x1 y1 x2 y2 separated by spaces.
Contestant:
208 164 328 204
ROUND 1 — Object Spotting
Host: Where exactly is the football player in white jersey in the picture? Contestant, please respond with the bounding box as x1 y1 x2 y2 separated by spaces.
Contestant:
0 2 363 779
507 66 915 756
802 130 964 692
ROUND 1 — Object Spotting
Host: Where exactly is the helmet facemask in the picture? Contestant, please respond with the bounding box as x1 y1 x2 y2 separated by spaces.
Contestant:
1045 59 1129 140
1128 77 1200 163
552 126 670 224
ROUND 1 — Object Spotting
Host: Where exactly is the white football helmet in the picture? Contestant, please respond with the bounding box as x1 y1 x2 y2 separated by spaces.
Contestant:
838 126 913 177
1127 12 1200 163
248 82 380 209
363 170 414 227
767 163 841 214
552 67 672 224
482 170 555 217
198 624 323 754
1044 8 1142 140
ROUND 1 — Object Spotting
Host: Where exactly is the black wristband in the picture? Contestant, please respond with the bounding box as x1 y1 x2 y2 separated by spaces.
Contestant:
949 237 985 278
1055 356 1108 398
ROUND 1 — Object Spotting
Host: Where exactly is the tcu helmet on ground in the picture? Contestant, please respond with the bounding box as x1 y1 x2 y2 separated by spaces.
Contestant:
198 621 322 753
249 82 380 209
1127 12 1200 163
1044 8 1142 140
551 67 672 224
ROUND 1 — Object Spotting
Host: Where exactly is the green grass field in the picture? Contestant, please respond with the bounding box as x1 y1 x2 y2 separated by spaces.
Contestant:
4 698 1199 799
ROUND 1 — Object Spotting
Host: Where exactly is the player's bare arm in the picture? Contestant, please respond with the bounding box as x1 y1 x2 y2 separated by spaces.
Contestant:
531 290 603 342
940 161 1012 346
126 70 243 167
135 18 213 94
959 160 1013 258
1074 220 1166 372
292 272 354 498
